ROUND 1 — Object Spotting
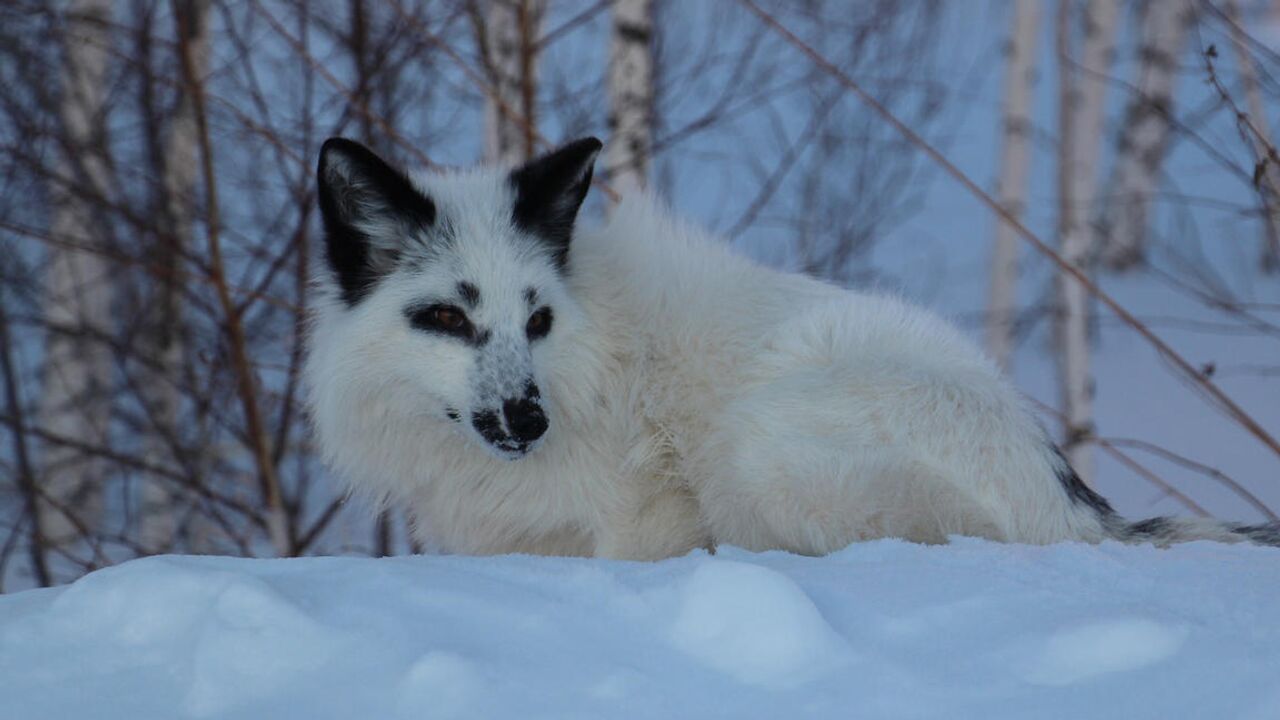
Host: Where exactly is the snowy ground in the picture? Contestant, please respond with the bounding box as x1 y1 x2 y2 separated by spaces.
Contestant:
2 539 1278 719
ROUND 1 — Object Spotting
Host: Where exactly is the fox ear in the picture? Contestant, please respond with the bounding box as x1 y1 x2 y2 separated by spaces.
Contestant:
317 137 435 305
509 137 602 270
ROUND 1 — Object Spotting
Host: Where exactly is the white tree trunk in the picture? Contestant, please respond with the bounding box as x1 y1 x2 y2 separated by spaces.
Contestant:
1056 0 1120 487
38 0 116 545
1224 0 1280 272
480 0 541 164
1099 0 1195 270
987 0 1042 370
606 0 654 197
137 0 211 553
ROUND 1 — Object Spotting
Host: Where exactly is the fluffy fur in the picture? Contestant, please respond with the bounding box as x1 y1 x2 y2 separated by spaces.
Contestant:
305 137 1279 559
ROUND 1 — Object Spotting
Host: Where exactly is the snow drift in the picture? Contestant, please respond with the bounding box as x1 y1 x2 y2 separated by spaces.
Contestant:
1 539 1278 719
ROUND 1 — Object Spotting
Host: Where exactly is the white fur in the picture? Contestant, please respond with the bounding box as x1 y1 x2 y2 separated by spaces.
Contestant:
305 168 1114 560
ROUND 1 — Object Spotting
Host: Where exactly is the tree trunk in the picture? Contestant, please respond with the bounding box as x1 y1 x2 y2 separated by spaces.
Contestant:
1056 0 1120 487
987 0 1042 370
1099 0 1195 270
477 0 542 164
134 0 211 554
606 0 654 196
38 0 116 546
1224 0 1280 273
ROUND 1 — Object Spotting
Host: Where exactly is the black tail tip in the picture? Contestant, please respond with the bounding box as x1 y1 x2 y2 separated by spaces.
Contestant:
1230 522 1280 547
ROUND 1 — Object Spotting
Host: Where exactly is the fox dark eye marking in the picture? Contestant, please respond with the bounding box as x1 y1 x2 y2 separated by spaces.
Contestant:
526 306 554 340
407 304 477 342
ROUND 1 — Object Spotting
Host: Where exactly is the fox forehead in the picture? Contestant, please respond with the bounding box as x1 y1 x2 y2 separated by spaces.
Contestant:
401 169 563 288
409 168 512 243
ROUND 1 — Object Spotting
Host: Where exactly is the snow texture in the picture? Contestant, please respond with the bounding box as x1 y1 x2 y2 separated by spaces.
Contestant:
1 539 1278 719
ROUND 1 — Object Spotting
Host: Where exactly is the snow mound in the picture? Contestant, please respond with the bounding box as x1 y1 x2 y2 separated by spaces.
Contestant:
396 650 484 719
666 560 851 686
1 539 1278 719
1023 618 1188 686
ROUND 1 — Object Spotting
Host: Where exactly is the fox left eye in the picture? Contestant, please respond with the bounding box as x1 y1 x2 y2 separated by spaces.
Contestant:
408 304 474 339
432 307 466 330
526 307 553 339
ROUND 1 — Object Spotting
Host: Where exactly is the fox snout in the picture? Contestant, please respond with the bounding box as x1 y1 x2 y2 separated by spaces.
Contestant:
471 384 548 457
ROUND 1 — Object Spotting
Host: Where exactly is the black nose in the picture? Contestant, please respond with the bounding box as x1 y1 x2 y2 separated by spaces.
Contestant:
503 397 547 443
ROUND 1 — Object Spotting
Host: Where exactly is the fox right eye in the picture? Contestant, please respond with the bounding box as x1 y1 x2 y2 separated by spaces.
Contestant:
408 304 474 339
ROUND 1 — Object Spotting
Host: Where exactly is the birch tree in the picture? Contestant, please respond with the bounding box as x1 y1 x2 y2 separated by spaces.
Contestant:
477 0 542 164
1224 0 1280 272
38 0 116 545
1098 0 1195 270
987 0 1042 370
131 0 211 553
1055 0 1120 487
606 0 654 196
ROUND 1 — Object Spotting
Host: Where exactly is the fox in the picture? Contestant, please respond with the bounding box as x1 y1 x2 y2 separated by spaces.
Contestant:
304 135 1280 560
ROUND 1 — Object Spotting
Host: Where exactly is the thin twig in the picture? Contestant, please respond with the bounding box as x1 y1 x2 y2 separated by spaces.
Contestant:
294 496 347 554
1103 437 1278 522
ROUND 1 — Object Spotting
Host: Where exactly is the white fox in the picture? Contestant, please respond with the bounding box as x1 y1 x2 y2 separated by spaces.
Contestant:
304 137 1279 559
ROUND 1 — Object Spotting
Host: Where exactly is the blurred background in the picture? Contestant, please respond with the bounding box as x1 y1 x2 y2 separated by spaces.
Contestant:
1 0 1278 589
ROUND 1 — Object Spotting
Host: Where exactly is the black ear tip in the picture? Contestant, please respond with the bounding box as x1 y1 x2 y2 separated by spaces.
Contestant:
319 137 347 169
319 137 375 166
321 136 351 154
558 137 602 159
576 136 603 154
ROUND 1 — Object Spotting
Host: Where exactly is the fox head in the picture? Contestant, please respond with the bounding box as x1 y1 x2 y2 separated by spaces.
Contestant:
312 137 601 460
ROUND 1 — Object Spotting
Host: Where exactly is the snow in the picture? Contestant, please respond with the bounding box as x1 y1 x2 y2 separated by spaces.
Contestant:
2 539 1279 719
665 561 851 687
1021 618 1188 687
